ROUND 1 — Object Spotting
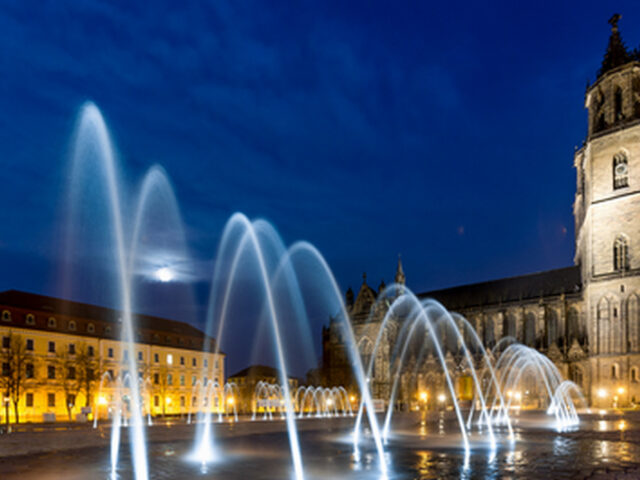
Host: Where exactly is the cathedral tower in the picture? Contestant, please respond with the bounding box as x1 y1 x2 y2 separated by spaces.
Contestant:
574 14 640 404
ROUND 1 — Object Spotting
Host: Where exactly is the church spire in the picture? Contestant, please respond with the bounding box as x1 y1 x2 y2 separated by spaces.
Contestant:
598 14 631 78
394 255 406 286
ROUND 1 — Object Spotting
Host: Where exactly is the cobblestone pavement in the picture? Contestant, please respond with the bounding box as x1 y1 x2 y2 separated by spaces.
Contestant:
0 410 639 479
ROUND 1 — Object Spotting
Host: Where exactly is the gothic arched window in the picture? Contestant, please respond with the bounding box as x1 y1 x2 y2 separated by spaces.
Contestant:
614 87 624 121
524 313 536 347
598 297 610 354
628 294 640 352
613 152 629 189
614 235 629 271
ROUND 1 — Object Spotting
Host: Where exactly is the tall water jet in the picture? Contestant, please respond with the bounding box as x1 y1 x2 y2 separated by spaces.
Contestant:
66 102 148 480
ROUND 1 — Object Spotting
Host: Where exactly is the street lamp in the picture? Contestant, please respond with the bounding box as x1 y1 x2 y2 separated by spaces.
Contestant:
437 394 446 403
597 388 607 399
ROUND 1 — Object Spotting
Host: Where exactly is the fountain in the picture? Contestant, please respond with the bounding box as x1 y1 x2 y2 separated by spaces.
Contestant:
58 101 586 480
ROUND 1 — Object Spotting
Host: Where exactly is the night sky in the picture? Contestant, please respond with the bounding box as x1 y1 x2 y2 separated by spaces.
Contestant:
1 1 639 376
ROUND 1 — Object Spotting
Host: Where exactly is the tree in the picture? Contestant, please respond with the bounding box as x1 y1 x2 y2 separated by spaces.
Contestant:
56 349 81 421
153 365 170 417
74 343 100 408
0 331 34 424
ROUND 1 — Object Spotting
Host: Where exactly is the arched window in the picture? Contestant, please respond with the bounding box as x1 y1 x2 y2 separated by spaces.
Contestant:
68 320 76 331
598 297 611 354
524 312 536 347
614 235 629 271
614 87 624 121
546 309 558 348
502 313 516 340
569 365 583 388
613 153 629 189
87 323 95 333
25 314 35 325
567 307 582 345
611 363 620 379
2 310 11 322
358 337 374 373
631 366 639 383
47 317 56 328
483 318 495 348
627 294 640 352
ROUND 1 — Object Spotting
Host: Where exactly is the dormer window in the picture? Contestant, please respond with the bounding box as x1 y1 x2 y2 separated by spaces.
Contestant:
2 311 11 322
47 317 56 328
25 314 35 325
613 152 629 189
87 323 95 333
68 320 76 331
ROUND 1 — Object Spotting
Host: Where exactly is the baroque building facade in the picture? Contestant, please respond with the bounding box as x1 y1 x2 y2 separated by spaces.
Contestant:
322 16 640 408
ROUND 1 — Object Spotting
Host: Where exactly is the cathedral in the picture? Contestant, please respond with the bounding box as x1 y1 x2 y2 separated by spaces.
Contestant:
322 16 640 408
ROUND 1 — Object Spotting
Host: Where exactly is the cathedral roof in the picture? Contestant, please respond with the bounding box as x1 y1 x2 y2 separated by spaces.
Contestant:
417 265 581 311
598 14 632 79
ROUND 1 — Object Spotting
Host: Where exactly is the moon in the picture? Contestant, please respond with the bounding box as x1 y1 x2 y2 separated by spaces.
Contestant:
155 267 174 282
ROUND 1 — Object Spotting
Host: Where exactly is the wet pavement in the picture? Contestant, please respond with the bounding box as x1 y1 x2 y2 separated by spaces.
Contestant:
0 410 639 479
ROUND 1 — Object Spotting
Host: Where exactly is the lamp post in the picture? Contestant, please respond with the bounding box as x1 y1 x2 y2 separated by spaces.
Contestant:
3 396 10 431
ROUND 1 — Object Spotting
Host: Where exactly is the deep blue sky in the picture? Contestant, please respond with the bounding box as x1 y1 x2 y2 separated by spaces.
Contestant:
1 1 639 375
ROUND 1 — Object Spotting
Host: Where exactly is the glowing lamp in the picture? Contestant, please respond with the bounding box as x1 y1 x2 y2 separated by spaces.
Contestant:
349 395 355 402
617 387 625 395
514 392 522 401
226 396 235 406
327 398 333 406
165 397 172 405
97 395 108 406
437 394 446 403
419 391 428 402
597 389 607 399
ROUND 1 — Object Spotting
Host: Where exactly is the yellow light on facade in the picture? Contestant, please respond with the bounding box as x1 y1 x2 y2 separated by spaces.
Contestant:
597 388 607 399
327 398 333 406
419 391 428 402
226 396 235 406
506 390 513 398
437 394 446 403
349 395 355 402
514 392 522 401
97 395 108 406
618 420 626 431
167 354 173 365
165 397 172 405
617 387 625 395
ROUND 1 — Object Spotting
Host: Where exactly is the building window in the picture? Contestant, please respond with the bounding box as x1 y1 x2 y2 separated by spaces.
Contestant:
67 367 76 380
48 365 56 379
26 393 33 407
192 396 197 407
611 363 620 379
48 393 55 408
26 339 34 351
192 358 196 367
154 395 159 407
613 152 629 189
87 323 95 333
180 396 185 407
25 314 35 325
154 373 159 385
2 310 11 322
614 235 630 271
26 363 34 378
154 353 159 363
69 344 75 355
138 351 143 361
167 354 173 365
104 326 111 334
47 317 56 328
2 336 9 349
108 369 114 381
48 341 55 353
180 356 185 366
108 348 114 358
123 350 129 361
88 346 94 357
192 375 196 386
2 363 9 376
68 320 76 331
67 395 75 408
180 375 185 386
631 367 639 383
167 374 173 386
204 359 208 368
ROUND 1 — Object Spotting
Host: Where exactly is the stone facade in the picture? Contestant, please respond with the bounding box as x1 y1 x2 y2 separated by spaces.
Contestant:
322 17 640 409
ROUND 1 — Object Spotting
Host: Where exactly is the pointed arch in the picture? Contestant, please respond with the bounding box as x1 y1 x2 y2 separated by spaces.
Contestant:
598 297 611 354
524 312 536 347
627 293 640 352
613 152 629 189
614 234 630 271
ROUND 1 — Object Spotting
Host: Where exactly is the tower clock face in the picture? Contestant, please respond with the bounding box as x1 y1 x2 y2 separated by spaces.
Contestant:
615 163 628 176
